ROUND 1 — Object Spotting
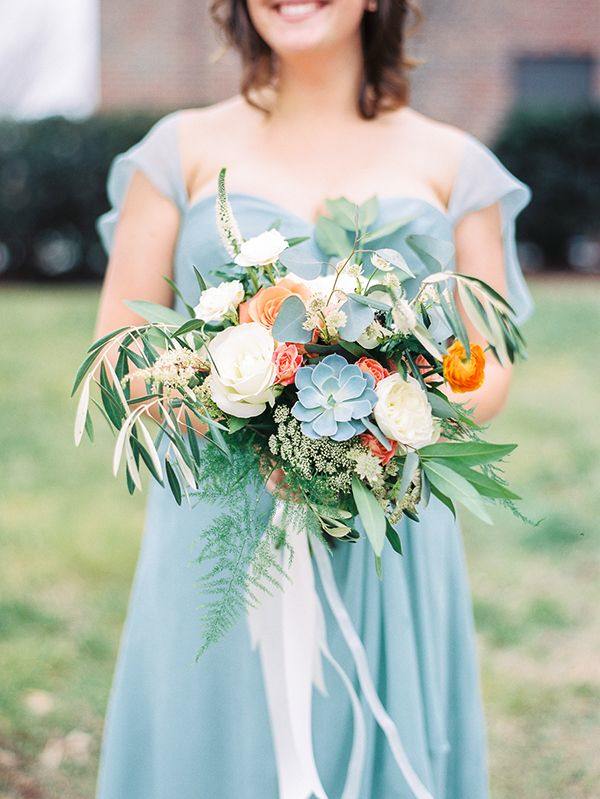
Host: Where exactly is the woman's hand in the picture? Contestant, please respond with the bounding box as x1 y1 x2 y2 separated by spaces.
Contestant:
264 466 302 502
266 467 287 496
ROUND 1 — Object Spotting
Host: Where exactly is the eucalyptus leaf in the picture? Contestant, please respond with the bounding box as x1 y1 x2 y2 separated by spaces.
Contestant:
427 390 460 420
278 242 324 280
315 215 353 258
338 295 374 341
271 295 313 343
361 216 414 244
348 291 392 312
324 197 360 231
362 417 392 450
406 234 455 273
358 196 379 229
373 248 415 278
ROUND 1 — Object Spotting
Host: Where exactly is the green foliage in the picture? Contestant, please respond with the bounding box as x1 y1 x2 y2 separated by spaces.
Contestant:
494 106 600 268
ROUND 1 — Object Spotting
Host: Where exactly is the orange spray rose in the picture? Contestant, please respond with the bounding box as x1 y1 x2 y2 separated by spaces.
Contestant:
360 433 398 465
355 356 390 385
443 340 486 393
273 343 303 386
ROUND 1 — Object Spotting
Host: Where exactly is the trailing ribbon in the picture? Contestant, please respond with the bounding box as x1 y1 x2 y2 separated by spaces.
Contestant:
248 500 434 799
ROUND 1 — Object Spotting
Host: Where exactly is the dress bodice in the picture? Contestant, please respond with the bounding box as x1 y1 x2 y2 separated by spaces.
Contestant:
97 111 534 324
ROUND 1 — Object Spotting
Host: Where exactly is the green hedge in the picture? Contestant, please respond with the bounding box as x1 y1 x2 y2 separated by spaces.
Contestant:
0 113 161 281
494 107 600 270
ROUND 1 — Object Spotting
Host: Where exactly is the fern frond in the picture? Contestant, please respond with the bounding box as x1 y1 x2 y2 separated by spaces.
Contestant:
192 434 292 656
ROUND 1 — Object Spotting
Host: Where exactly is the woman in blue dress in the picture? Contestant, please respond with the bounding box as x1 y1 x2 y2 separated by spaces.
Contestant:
94 0 533 796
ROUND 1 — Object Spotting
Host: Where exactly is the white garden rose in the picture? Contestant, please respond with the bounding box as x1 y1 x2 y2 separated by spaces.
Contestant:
234 229 288 267
391 298 417 335
374 374 440 450
207 323 276 418
194 280 244 323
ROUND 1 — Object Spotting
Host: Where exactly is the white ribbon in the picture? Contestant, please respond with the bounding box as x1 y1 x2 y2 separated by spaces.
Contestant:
248 499 434 799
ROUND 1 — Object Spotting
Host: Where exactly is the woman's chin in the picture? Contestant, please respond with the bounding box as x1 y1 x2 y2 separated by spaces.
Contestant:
255 1 341 54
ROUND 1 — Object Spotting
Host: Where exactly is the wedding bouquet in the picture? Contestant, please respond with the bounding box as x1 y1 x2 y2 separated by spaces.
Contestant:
73 170 525 652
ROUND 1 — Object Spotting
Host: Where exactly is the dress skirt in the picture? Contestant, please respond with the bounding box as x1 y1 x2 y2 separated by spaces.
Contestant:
96 477 488 799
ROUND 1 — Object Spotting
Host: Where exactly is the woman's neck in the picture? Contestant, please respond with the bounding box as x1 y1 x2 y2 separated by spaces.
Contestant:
271 41 364 126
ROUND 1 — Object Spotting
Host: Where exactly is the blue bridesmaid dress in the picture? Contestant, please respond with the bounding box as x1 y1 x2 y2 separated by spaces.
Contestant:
95 112 532 799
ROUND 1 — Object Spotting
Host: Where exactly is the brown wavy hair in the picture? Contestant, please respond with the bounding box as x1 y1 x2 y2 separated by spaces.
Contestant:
210 0 421 119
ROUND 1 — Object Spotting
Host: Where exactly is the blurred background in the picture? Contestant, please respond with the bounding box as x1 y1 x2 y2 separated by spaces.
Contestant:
0 1 598 797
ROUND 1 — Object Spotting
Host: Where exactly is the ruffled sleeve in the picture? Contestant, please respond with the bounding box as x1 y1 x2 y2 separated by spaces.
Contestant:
97 112 186 254
448 134 534 324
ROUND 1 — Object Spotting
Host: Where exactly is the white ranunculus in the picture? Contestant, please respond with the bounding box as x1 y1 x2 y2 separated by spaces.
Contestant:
194 280 245 323
207 323 276 418
374 374 440 450
391 298 417 335
234 229 288 267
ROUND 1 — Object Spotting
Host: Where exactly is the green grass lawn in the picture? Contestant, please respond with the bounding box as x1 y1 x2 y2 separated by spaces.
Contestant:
1 282 599 798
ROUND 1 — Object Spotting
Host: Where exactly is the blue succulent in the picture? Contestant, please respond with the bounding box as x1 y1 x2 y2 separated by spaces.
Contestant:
291 354 378 441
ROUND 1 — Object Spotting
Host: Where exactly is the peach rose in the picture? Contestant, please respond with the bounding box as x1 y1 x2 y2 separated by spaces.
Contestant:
239 276 311 328
443 340 485 393
360 433 398 465
273 343 303 386
355 356 390 385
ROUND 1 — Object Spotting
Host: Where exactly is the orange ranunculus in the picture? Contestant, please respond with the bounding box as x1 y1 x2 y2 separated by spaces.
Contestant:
443 340 486 393
239 276 311 328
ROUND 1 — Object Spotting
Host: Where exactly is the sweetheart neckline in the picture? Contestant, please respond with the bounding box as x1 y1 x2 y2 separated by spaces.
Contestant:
184 190 451 228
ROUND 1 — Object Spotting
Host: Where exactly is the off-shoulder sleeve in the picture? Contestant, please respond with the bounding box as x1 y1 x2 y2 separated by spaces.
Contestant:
448 134 534 324
97 112 186 254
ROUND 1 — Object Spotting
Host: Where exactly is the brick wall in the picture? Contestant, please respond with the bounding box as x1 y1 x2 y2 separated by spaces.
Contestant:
100 0 239 111
411 0 600 139
100 0 600 140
